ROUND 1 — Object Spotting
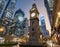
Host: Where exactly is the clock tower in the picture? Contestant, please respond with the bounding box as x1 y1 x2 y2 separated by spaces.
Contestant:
29 3 42 45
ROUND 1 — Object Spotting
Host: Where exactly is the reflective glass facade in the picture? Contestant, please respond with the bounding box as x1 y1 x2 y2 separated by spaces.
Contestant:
44 0 54 27
0 0 7 14
47 0 54 10
40 15 49 36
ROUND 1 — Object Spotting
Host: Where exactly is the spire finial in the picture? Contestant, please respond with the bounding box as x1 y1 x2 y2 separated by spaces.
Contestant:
34 0 35 1
34 0 35 2
32 0 36 8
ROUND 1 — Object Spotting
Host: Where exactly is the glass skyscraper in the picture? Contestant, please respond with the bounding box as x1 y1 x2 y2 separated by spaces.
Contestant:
44 0 54 27
40 15 49 37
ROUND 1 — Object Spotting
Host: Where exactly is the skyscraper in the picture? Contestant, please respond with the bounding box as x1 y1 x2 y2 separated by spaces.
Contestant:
14 9 25 36
0 0 9 18
2 0 17 20
0 0 17 35
40 15 49 37
44 0 54 27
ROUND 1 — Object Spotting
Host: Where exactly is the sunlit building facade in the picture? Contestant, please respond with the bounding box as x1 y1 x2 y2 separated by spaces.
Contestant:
44 0 54 27
52 0 60 44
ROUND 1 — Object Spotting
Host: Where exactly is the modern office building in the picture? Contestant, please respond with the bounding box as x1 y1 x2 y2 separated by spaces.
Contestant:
44 0 54 26
23 18 29 36
14 9 29 37
0 0 9 18
0 0 17 35
2 0 17 20
14 9 25 36
40 15 49 37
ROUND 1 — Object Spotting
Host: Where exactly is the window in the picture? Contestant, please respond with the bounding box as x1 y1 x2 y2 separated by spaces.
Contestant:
6 12 13 19
32 27 34 31
40 15 46 26
32 21 34 25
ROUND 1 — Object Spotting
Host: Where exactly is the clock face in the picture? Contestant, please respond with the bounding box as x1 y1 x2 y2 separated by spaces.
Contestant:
31 12 35 17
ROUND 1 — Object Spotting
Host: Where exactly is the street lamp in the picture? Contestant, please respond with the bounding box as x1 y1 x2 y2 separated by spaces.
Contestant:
0 27 4 32
0 26 5 36
0 25 6 36
0 26 5 32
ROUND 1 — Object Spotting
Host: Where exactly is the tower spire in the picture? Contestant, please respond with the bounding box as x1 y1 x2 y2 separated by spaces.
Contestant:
34 0 35 1
32 0 36 8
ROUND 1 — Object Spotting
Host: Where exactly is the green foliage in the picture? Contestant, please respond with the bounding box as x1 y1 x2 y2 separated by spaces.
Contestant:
0 42 18 46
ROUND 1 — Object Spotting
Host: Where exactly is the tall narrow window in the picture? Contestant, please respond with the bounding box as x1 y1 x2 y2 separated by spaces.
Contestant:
32 27 34 31
32 21 34 25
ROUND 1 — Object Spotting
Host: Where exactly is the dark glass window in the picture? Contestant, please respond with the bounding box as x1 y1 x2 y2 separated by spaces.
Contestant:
32 21 34 25
32 27 34 31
